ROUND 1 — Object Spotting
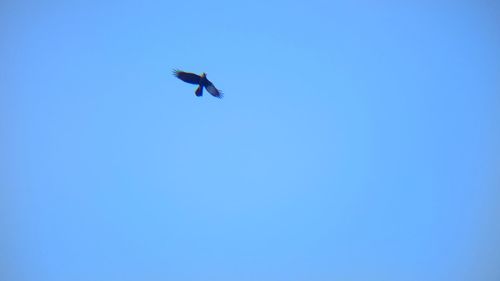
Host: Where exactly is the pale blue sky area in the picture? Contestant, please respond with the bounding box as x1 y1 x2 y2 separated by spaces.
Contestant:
1 1 499 281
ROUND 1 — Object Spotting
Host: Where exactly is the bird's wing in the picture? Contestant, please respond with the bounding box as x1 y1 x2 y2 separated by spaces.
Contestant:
204 79 223 98
173 70 201 84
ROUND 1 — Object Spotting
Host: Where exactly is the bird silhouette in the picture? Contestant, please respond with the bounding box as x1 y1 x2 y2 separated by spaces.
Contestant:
173 70 223 98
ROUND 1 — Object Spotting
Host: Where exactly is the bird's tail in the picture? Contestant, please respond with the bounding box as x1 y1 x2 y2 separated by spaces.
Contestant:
195 85 203 97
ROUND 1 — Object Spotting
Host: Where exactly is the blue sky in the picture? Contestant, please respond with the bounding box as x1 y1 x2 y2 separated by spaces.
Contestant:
1 1 499 281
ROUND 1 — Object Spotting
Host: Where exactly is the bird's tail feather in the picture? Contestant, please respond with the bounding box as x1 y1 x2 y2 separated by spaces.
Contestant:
195 85 203 97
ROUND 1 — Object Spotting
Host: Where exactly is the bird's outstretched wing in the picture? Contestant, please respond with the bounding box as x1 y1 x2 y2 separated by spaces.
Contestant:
204 79 223 98
173 70 201 84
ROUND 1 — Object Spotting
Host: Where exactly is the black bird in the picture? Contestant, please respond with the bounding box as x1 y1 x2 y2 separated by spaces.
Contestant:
173 70 223 98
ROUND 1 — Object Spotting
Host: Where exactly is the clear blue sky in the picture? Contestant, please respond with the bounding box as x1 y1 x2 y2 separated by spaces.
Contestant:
1 1 499 281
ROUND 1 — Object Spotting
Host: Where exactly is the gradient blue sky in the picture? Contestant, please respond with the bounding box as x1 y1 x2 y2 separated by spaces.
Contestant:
2 1 499 281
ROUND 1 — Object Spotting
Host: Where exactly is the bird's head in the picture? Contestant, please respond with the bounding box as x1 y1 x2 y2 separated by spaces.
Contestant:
201 72 207 78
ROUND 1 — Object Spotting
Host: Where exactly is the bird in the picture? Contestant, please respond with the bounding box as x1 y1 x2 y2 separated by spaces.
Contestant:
173 70 223 98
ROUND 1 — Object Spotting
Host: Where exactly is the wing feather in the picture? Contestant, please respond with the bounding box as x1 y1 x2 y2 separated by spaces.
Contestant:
173 70 201 84
204 79 223 98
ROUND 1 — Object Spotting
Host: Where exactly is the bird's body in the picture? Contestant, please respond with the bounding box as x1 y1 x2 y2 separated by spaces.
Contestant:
173 70 223 98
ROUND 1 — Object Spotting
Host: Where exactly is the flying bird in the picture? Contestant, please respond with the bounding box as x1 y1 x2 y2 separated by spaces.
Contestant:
173 70 223 98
